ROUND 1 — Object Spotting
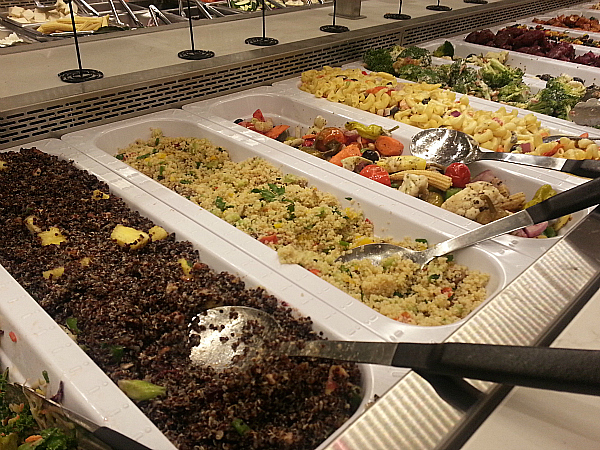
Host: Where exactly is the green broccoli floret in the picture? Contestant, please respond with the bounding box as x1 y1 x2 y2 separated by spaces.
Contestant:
496 81 532 104
526 75 586 120
479 58 524 89
432 41 454 58
395 65 442 84
363 48 395 74
398 46 432 66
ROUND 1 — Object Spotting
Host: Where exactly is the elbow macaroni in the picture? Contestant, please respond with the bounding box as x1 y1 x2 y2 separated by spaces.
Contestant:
300 67 599 161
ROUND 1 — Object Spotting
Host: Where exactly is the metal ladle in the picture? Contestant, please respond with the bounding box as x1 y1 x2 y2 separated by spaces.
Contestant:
338 175 600 266
410 128 600 179
189 306 600 396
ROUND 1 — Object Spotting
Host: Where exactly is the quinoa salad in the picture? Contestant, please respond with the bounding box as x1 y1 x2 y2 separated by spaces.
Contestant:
0 148 363 450
116 129 490 326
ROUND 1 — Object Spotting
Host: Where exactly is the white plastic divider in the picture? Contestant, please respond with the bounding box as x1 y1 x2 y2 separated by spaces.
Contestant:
3 138 393 450
61 109 529 344
184 85 592 257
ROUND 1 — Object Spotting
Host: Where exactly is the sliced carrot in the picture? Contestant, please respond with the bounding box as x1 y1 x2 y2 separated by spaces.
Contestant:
302 134 317 139
329 143 362 166
264 125 290 139
8 331 16 343
25 435 43 443
308 269 321 276
374 136 404 156
495 145 505 153
581 132 589 138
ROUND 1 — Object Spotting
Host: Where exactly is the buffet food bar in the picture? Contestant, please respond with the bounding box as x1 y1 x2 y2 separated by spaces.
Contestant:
2 0 600 448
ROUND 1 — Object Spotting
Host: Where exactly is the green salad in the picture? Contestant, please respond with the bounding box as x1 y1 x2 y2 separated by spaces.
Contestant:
0 372 77 450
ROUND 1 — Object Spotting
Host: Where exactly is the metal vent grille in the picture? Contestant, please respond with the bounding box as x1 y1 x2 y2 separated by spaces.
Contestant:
0 0 586 148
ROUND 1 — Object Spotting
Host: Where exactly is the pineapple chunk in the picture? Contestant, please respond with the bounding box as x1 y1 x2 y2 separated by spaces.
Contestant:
38 227 66 246
111 224 150 250
149 225 168 241
25 215 42 234
92 189 110 200
178 258 192 276
43 267 65 280
79 257 91 267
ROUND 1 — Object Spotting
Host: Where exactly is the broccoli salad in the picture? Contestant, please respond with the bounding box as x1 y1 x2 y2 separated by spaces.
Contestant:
363 43 587 120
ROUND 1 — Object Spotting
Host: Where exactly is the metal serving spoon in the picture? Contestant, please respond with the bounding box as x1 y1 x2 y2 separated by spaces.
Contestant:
410 128 600 179
339 175 600 266
189 306 600 396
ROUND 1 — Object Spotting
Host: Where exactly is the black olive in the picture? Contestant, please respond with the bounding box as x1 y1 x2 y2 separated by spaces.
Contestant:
574 77 585 84
361 149 380 162
234 118 244 124
421 98 430 104
537 74 553 81
389 106 400 116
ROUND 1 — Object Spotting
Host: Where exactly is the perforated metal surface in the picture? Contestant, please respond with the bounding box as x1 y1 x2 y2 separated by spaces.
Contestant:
0 0 586 148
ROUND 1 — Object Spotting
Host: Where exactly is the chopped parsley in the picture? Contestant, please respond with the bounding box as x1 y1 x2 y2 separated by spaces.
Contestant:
215 196 233 212
252 184 286 202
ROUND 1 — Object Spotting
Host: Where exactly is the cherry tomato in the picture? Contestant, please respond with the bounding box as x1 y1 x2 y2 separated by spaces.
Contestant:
314 127 347 153
252 109 265 122
445 163 471 188
359 165 391 187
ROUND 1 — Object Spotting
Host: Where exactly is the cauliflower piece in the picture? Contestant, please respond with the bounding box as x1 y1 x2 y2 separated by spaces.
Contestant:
399 173 429 199
441 181 508 222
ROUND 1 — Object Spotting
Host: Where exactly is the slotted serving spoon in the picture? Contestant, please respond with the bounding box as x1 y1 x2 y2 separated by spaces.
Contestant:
339 175 600 266
189 306 600 396
410 128 600 179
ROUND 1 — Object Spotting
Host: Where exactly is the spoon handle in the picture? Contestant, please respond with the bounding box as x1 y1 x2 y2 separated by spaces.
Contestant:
392 342 600 396
480 152 600 178
526 175 600 224
431 176 600 258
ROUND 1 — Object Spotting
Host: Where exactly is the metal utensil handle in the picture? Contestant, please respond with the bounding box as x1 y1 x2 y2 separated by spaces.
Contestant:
73 0 100 16
117 0 144 27
431 210 533 258
432 177 600 258
392 343 600 396
108 0 126 25
93 427 153 450
479 151 566 171
527 176 600 223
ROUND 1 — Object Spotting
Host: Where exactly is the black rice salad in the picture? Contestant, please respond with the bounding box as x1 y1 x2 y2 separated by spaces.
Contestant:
0 148 362 450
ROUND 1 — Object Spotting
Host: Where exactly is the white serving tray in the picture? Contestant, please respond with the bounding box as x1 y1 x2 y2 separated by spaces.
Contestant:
1 139 383 450
61 109 529 344
184 86 591 256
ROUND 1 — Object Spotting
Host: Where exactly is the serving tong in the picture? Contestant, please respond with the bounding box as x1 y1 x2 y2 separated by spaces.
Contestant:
116 0 144 27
